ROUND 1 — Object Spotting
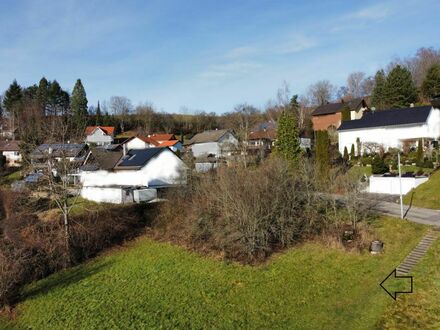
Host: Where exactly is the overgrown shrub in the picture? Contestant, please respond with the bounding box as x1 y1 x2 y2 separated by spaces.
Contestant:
154 158 372 263
372 155 389 174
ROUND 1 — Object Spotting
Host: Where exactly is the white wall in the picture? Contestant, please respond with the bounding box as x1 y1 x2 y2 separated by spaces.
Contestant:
81 149 187 188
190 132 238 158
126 137 150 150
86 128 113 145
81 186 124 204
191 142 221 158
369 176 429 195
339 108 440 154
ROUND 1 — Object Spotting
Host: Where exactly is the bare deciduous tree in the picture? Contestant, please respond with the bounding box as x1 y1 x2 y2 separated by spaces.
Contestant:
109 96 133 132
347 71 366 98
307 80 336 106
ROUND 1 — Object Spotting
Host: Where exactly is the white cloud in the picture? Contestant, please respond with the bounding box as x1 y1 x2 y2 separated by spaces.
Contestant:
225 46 257 59
346 4 392 22
272 34 317 54
198 61 263 79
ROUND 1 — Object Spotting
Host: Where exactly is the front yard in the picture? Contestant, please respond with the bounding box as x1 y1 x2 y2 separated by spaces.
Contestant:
2 217 437 329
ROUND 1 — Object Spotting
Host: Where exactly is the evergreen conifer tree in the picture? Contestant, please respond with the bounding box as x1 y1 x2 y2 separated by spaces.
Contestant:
343 146 349 162
350 144 355 159
3 80 23 117
371 70 387 109
70 79 88 129
95 101 102 125
422 64 440 100
37 77 49 115
274 110 301 164
315 130 330 177
385 65 418 108
341 104 351 121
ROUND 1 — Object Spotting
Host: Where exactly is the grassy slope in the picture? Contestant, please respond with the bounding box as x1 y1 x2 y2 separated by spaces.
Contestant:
403 170 440 209
1 218 428 330
379 230 440 328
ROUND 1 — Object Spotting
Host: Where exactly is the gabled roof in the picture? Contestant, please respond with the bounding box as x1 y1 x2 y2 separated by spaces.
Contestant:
0 140 21 151
150 133 175 141
187 129 230 145
312 98 367 116
85 126 115 136
159 140 180 147
133 136 161 146
338 106 432 131
31 144 88 158
248 129 277 141
82 149 123 171
114 148 166 170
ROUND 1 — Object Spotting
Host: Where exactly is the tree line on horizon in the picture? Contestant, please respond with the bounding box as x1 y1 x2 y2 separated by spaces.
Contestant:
1 46 440 148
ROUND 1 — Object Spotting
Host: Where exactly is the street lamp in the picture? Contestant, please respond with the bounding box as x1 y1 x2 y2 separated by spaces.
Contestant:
398 152 403 219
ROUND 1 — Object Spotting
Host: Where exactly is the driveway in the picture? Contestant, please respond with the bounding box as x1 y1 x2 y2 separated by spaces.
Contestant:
374 200 440 227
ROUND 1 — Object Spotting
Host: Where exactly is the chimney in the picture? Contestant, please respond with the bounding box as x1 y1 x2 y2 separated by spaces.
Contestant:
123 143 128 156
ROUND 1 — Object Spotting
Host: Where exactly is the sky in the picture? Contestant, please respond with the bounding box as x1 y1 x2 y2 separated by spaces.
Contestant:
0 0 439 114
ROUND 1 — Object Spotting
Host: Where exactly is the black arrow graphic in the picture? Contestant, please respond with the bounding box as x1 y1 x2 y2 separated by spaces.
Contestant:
380 269 413 300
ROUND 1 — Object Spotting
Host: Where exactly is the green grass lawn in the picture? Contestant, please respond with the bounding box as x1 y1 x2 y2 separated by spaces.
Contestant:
0 218 432 329
349 165 434 178
404 170 440 209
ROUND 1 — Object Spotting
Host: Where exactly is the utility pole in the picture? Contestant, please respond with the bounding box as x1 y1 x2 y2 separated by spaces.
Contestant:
398 152 404 219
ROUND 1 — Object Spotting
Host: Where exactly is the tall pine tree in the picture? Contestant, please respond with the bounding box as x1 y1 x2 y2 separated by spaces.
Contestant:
70 79 88 130
37 77 49 115
274 110 301 164
3 80 23 117
371 70 387 109
95 101 102 125
422 64 440 100
385 65 418 108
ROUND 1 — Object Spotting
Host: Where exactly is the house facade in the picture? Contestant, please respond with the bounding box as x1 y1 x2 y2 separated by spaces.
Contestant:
80 148 187 203
125 136 160 150
85 126 115 146
312 98 368 131
187 129 238 158
338 105 440 155
0 140 22 166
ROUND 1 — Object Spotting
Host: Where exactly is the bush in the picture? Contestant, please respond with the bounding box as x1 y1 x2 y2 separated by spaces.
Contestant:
372 155 389 174
361 156 373 166
154 158 371 263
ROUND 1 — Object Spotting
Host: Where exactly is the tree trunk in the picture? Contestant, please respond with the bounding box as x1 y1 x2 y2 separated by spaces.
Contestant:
63 204 71 266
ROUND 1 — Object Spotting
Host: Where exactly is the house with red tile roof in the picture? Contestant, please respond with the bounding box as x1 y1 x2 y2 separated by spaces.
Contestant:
158 139 183 152
85 126 115 146
149 133 176 143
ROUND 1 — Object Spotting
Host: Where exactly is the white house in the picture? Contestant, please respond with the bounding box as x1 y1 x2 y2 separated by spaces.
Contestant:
80 147 187 204
186 129 238 158
0 140 22 166
85 126 115 146
338 105 440 155
124 136 160 150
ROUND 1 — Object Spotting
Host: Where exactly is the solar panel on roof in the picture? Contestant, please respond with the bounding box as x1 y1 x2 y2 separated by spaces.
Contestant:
338 106 432 131
117 148 164 168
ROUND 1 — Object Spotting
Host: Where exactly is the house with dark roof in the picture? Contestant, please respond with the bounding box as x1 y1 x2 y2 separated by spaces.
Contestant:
0 140 22 166
80 147 187 204
31 143 90 168
186 129 238 158
311 98 369 131
85 126 115 146
338 104 440 155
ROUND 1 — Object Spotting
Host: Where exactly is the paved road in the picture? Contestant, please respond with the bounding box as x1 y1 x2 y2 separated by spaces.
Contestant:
374 201 440 227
